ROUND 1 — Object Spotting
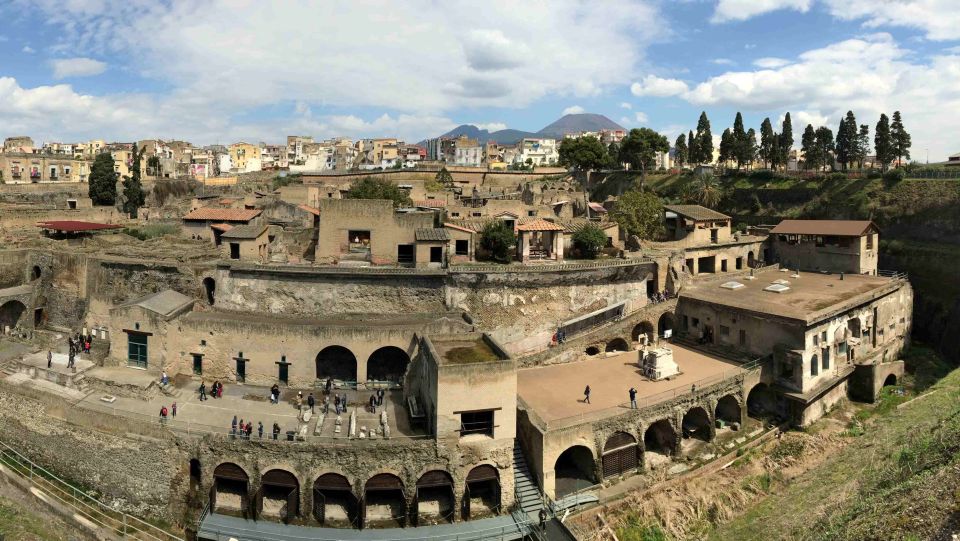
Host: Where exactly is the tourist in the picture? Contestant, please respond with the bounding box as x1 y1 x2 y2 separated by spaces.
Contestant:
377 388 384 407
369 394 376 413
341 393 347 410
245 422 253 439
47 350 52 368
217 381 224 398
160 371 169 386
270 383 280 404
198 381 207 401
171 402 177 418
325 377 333 395
307 393 316 414
296 391 303 410
272 422 280 440
258 421 263 439
211 380 220 399
629 387 637 409
67 350 75 369
558 329 566 344
323 395 329 414
691 383 697 395
159 405 168 424
231 415 237 438
334 394 341 414
539 508 547 530
238 418 244 439
583 385 591 404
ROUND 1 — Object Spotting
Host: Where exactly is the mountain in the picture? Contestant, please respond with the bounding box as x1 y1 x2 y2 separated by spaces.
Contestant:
426 113 625 146
536 113 624 138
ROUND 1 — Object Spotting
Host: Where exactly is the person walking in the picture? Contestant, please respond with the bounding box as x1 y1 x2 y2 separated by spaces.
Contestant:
258 421 264 439
307 393 316 414
323 394 329 414
539 508 547 531
629 387 637 409
584 385 591 404
270 383 280 404
296 391 303 410
231 415 238 438
272 422 281 440
334 394 341 415
171 402 177 418
377 388 384 407
199 381 207 401
369 394 377 413
47 350 52 369
159 405 168 424
245 422 253 440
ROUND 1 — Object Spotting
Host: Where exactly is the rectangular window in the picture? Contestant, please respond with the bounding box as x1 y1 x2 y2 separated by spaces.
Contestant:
813 334 819 346
460 410 495 437
821 330 828 342
430 246 443 263
720 325 730 337
397 244 415 264
229 243 240 259
692 317 700 328
127 333 148 368
866 234 874 250
192 354 203 375
822 348 830 370
739 329 747 346
455 240 469 256
810 357 819 376
527 210 536 217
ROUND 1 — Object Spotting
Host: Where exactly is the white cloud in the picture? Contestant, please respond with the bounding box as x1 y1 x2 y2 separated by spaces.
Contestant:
711 0 812 23
635 111 649 123
667 33 960 160
475 122 508 132
563 105 585 115
753 57 791 68
823 0 960 41
791 110 830 128
620 102 632 109
22 45 34 54
712 58 735 65
630 75 689 97
50 57 107 79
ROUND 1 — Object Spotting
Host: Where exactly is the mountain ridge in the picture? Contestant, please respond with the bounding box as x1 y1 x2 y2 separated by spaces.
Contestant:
424 113 624 146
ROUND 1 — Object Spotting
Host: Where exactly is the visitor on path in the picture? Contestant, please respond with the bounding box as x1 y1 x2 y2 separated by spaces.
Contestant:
341 393 347 410
198 381 207 401
67 350 75 369
231 415 237 438
334 394 341 414
270 384 280 404
539 508 547 530
584 385 591 404
323 395 329 414
245 422 253 439
238 419 245 439
159 405 168 424
369 394 376 413
377 388 384 406
161 371 169 386
47 350 52 368
258 421 263 439
272 422 281 440
296 391 303 410
325 377 333 395
307 393 316 414
629 387 637 409
217 382 224 398
171 402 177 418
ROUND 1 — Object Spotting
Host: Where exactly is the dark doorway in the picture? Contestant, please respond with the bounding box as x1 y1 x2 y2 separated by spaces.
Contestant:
748 251 757 267
366 346 410 384
697 256 716 273
0 300 27 330
313 473 357 528
397 244 415 265
212 463 249 518
631 322 654 343
277 357 289 385
127 332 148 369
415 470 455 526
259 469 299 523
192 354 203 375
430 246 443 263
31 265 41 280
203 277 216 305
658 312 675 338
33 308 44 327
363 474 407 529
315 346 357 383
747 383 775 419
463 465 500 521
554 446 596 498
235 354 247 383
644 419 676 456
229 243 240 260
682 407 713 441
602 432 639 479
883 374 897 387
605 338 629 353
715 395 741 425
189 459 202 490
585 346 600 356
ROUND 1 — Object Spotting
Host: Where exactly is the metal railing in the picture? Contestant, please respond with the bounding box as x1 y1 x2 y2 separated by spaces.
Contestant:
449 258 650 274
0 438 183 541
877 269 909 280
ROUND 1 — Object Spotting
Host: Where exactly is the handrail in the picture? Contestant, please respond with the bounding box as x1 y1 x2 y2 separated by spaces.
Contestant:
0 438 183 541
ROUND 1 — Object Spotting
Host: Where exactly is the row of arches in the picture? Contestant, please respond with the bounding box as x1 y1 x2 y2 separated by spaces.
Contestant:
553 393 744 497
585 312 676 357
315 345 410 384
210 463 500 529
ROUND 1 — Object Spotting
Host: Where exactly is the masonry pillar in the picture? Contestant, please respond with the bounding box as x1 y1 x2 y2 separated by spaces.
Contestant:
554 232 564 261
672 412 683 457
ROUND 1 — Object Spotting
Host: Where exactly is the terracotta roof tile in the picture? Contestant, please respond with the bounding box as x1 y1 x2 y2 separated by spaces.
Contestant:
663 204 730 221
770 220 877 236
182 208 261 222
516 218 564 232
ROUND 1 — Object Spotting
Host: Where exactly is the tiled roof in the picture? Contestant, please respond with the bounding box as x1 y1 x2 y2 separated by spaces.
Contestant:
663 204 730 221
297 204 320 216
36 220 122 232
209 223 234 232
182 208 261 222
415 228 450 241
221 223 267 240
516 218 564 232
413 199 446 208
442 222 477 234
560 219 618 234
770 220 877 236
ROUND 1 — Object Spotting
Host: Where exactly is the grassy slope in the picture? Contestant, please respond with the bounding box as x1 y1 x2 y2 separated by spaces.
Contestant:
710 354 960 541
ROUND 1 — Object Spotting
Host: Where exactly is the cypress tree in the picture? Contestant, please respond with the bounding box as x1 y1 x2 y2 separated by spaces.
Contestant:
835 116 850 170
695 112 713 165
814 126 835 172
875 114 893 171
801 124 816 171
674 134 687 167
890 111 911 167
856 124 870 169
122 144 146 218
745 128 757 167
732 112 747 168
719 128 734 165
687 131 695 164
779 112 793 171
759 117 775 168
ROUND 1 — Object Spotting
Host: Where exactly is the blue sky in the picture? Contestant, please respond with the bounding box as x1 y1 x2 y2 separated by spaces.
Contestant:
0 0 957 160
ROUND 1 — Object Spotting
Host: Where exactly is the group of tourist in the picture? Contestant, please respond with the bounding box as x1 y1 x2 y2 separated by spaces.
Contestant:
197 380 225 401
158 402 177 423
649 291 673 304
366 388 385 413
229 415 283 440
64 333 92 369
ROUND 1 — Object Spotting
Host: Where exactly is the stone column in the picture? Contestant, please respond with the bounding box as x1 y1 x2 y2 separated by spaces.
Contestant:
554 232 564 261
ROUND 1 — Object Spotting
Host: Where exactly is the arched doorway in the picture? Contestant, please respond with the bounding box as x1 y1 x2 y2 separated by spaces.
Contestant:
0 300 27 330
315 346 357 383
747 251 756 267
631 322 654 343
883 374 897 387
644 419 676 456
715 395 741 426
747 383 775 419
363 473 407 529
585 346 600 356
31 265 41 281
554 446 596 498
313 473 357 528
259 469 299 523
189 459 202 491
463 465 501 520
202 277 216 306
847 317 862 338
602 432 639 479
212 463 249 517
366 346 410 384
415 470 455 526
605 338 629 353
658 312 675 338
682 406 713 441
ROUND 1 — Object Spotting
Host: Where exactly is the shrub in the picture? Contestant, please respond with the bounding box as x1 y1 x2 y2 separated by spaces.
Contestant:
345 176 412 208
122 224 180 240
479 221 515 263
828 172 848 181
571 223 608 259
866 171 883 180
748 170 777 181
883 169 906 183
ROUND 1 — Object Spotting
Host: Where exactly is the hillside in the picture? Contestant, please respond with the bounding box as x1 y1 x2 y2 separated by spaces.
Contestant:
428 113 624 145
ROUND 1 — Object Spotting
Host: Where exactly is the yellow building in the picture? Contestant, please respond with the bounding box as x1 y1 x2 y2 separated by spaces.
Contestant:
229 142 261 173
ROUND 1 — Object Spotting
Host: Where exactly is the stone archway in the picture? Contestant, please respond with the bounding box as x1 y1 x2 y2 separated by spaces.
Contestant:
682 406 713 441
585 346 600 356
315 346 357 383
631 321 654 343
644 419 676 456
715 394 741 425
602 432 639 479
212 463 249 517
747 383 775 419
463 465 501 521
202 277 216 306
0 300 27 330
605 338 629 353
658 312 675 338
364 473 407 529
883 374 897 387
259 469 300 523
415 470 455 525
554 446 596 498
313 473 357 528
366 346 410 384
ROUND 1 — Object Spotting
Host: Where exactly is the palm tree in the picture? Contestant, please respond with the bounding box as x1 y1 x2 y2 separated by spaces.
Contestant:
693 173 723 208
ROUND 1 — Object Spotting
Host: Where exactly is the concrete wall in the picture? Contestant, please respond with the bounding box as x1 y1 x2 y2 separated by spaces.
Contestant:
315 199 436 265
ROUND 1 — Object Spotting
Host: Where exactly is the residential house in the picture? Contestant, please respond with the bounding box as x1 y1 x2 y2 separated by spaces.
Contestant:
220 223 270 262
181 207 263 245
228 142 262 173
769 220 879 275
2 136 34 154
517 138 558 166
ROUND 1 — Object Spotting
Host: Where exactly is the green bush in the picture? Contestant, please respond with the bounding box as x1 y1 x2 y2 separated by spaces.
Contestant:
345 176 412 208
748 170 777 181
618 517 670 541
827 172 848 181
866 171 882 180
571 223 608 259
479 221 516 263
122 224 180 240
883 169 906 183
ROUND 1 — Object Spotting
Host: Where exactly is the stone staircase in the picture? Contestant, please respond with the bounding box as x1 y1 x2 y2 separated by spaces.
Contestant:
512 442 543 517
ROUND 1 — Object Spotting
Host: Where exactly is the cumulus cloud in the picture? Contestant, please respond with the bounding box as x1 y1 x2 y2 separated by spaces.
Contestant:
630 75 689 97
712 58 735 65
22 45 34 53
712 0 811 23
620 102 632 109
753 57 791 68
475 122 508 132
563 105 585 115
51 57 107 79
635 111 649 123
823 0 960 41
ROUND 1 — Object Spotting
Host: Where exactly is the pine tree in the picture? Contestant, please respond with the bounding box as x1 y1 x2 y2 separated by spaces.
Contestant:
801 124 816 171
718 128 734 165
674 134 687 167
838 111 858 170
745 128 757 167
759 117 775 168
835 115 850 170
875 114 893 171
779 112 793 171
855 124 870 169
890 111 911 167
687 131 695 164
695 112 713 164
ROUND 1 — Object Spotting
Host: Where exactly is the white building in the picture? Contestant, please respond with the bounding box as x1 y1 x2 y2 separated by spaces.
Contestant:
517 138 558 166
455 145 484 166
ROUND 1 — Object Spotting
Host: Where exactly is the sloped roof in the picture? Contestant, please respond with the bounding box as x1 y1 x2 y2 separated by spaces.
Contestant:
182 208 261 222
663 204 730 221
415 228 450 241
210 223 233 232
770 220 877 236
119 289 193 318
560 219 618 234
517 218 564 232
413 199 446 208
221 223 268 240
587 202 608 213
442 222 477 234
36 221 122 232
297 204 320 216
